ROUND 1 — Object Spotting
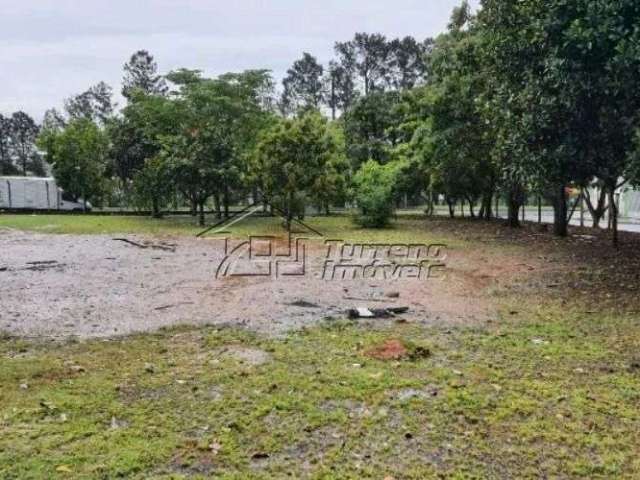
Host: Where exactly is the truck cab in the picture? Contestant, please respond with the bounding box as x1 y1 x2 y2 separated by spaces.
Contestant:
60 190 92 211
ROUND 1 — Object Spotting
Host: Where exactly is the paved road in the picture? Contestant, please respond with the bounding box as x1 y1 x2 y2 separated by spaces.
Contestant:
402 206 640 233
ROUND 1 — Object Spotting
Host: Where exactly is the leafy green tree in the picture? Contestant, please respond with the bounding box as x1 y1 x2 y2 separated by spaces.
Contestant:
122 50 168 100
310 122 349 214
386 36 428 90
479 0 640 241
132 155 174 217
0 114 15 175
109 93 181 188
335 33 390 95
422 15 497 219
342 91 403 168
10 111 40 176
325 61 358 119
253 112 343 227
280 53 325 115
163 70 273 225
46 118 108 209
352 160 399 227
64 82 115 124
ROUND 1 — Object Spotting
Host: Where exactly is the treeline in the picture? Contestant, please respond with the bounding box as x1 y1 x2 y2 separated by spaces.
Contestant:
21 0 640 245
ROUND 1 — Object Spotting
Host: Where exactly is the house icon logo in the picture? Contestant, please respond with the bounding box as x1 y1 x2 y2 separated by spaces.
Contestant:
196 200 323 279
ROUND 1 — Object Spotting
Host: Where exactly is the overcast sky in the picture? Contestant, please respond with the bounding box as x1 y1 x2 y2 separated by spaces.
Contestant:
0 0 480 120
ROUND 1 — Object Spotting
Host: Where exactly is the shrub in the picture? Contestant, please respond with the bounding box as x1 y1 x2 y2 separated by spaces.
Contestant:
352 160 399 228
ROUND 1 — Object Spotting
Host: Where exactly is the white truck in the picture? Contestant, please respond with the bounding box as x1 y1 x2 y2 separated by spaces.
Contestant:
0 176 90 211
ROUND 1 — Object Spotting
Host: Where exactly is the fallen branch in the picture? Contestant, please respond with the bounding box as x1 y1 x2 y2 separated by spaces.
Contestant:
113 238 176 252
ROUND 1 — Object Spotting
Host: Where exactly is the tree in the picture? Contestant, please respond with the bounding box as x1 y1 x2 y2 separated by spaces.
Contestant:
480 0 640 242
163 70 273 225
342 91 404 168
109 93 181 187
335 33 390 96
423 16 497 220
448 0 471 32
280 53 325 115
10 112 39 176
324 61 358 119
253 112 343 228
132 155 174 218
122 50 168 100
65 82 115 124
47 118 108 209
352 160 400 227
0 114 15 175
386 37 428 90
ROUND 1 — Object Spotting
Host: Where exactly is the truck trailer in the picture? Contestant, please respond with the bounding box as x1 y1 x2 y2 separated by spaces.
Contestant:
0 177 89 211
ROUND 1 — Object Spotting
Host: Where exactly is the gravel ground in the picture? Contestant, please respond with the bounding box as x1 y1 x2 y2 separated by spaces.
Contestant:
0 229 491 339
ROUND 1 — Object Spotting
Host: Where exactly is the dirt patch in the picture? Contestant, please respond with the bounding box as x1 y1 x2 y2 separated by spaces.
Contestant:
0 229 502 339
3 218 633 340
364 339 409 360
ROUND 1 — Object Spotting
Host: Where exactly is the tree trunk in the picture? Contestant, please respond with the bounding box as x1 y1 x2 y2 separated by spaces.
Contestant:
199 202 205 227
584 187 607 229
190 196 197 217
507 185 523 228
552 184 568 237
214 193 222 220
609 189 619 248
507 199 520 228
152 197 162 219
537 196 542 224
482 192 493 220
223 188 230 219
447 199 455 218
468 198 475 218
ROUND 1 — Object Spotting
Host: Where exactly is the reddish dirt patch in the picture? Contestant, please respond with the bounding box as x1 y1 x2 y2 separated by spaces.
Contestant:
364 339 409 361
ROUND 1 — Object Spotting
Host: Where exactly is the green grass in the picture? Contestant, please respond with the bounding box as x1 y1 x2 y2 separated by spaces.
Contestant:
1 304 639 479
0 214 461 247
2 214 639 477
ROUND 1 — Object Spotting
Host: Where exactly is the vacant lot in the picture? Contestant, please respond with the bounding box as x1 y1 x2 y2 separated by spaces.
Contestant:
1 215 640 478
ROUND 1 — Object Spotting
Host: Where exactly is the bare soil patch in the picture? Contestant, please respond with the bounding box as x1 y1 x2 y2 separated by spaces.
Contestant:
2 219 636 339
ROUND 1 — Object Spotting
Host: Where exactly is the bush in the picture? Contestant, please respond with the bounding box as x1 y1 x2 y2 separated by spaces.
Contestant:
352 160 398 228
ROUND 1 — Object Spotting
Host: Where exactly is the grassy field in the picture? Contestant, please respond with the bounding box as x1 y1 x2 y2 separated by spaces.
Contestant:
1 214 640 478
2 306 639 479
0 214 462 247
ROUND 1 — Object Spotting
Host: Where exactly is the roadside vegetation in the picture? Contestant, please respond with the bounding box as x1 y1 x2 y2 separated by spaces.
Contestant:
3 1 640 243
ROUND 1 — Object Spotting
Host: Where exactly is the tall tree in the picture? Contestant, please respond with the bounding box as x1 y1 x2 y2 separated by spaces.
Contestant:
480 0 640 242
0 114 14 174
163 70 273 225
10 112 39 176
65 82 115 124
335 33 390 96
280 53 325 115
252 112 343 227
122 50 168 100
48 118 108 208
386 37 428 90
324 61 358 119
342 91 404 168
